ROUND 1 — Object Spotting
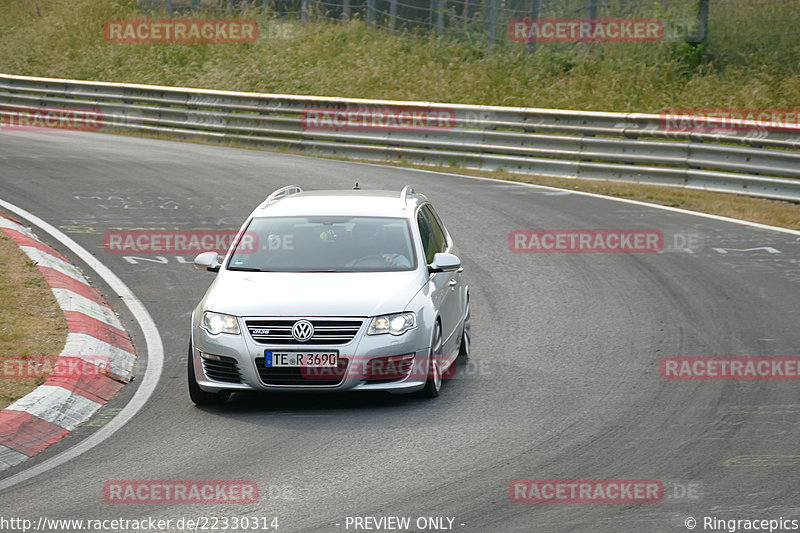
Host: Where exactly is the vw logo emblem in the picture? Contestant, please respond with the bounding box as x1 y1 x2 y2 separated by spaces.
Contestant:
292 320 314 342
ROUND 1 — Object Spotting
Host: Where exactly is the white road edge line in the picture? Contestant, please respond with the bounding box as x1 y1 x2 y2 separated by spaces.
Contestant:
0 198 164 492
343 159 800 237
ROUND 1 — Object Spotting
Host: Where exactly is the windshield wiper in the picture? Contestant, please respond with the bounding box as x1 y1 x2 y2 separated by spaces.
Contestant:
227 267 269 272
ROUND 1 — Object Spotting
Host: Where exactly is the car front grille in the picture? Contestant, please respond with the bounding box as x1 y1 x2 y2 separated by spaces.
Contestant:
254 357 349 386
246 319 363 345
201 355 242 384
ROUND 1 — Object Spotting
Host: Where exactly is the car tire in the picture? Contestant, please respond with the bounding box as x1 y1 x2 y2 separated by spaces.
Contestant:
421 322 443 398
188 344 230 406
457 296 471 362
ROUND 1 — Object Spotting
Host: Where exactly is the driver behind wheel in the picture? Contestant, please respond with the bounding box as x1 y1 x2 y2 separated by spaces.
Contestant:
349 221 411 268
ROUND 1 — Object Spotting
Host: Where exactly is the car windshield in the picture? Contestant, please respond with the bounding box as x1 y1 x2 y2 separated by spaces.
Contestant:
226 216 417 272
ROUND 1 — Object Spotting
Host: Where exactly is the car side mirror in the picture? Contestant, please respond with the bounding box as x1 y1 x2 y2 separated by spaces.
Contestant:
193 252 221 272
428 252 461 273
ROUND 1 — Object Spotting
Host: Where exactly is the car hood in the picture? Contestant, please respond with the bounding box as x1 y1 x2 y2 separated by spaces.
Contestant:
203 270 425 317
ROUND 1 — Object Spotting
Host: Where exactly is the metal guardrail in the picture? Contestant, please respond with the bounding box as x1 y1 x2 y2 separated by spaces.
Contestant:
2 73 800 202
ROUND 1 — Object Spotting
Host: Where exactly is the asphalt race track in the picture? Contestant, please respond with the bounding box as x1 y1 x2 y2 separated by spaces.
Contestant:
1 129 799 532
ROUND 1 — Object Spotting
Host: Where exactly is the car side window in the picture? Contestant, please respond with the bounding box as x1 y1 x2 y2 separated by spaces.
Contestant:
417 210 438 264
421 204 449 254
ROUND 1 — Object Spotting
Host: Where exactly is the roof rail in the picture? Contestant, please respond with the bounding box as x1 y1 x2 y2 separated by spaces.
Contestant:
400 185 416 210
260 185 304 209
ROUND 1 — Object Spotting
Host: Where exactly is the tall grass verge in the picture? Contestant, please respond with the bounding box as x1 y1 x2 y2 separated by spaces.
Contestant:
1 0 799 112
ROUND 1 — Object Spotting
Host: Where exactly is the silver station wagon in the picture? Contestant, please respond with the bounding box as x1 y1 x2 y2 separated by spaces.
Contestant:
188 185 470 404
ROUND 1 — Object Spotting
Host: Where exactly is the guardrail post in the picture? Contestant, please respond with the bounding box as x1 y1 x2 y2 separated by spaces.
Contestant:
367 0 375 25
586 0 601 53
487 0 498 44
342 0 351 20
694 0 710 44
527 0 541 54
436 0 445 35
301 0 310 23
586 0 598 20
390 0 397 31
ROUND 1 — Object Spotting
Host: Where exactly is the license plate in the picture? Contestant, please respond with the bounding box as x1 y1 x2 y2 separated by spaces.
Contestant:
264 351 338 367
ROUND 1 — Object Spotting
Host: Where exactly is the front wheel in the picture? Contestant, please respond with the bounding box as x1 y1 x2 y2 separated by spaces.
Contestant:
188 344 230 406
421 322 443 398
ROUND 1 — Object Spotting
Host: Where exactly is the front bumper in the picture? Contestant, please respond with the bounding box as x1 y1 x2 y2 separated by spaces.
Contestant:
192 316 431 394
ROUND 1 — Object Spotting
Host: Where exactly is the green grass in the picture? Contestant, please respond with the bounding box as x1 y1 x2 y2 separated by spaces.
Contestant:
1 0 799 112
0 231 67 409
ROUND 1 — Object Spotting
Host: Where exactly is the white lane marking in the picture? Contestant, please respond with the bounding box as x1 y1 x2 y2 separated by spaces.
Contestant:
6 386 102 431
122 255 169 264
0 198 164 492
52 288 124 329
347 161 800 237
712 247 782 254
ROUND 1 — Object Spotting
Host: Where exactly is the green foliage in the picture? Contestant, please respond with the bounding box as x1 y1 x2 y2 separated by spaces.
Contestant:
0 0 798 112
663 41 707 77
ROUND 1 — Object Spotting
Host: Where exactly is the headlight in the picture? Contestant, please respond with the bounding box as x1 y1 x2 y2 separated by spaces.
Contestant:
202 311 240 335
368 312 416 336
